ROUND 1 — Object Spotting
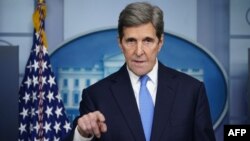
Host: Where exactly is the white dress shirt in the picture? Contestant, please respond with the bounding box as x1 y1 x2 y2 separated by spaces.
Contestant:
127 61 158 109
73 61 158 141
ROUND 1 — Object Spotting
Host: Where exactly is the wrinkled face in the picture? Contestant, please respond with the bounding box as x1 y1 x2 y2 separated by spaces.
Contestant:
118 22 163 76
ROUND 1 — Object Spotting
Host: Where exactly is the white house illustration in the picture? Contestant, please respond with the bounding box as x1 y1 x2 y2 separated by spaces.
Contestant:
57 53 204 121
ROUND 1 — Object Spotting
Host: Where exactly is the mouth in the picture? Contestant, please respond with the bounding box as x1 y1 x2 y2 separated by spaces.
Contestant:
134 60 144 63
132 60 146 66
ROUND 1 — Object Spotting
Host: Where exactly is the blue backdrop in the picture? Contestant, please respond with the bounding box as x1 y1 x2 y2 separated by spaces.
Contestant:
50 28 228 129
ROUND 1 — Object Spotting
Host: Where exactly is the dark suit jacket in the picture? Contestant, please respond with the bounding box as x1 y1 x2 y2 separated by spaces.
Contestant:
65 62 216 141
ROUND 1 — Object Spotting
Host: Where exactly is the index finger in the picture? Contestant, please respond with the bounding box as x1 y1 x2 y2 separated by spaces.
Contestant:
93 111 105 123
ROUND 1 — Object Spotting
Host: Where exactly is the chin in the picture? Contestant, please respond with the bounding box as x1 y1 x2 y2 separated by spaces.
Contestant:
131 68 148 76
128 63 149 76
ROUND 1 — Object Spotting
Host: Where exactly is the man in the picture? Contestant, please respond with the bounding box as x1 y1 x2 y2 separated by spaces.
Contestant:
65 2 216 141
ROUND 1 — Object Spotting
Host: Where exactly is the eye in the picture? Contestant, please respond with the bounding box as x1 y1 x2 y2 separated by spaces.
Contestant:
125 38 137 46
143 38 154 46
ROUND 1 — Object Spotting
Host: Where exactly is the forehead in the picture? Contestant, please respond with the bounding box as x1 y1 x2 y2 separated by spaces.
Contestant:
122 23 157 38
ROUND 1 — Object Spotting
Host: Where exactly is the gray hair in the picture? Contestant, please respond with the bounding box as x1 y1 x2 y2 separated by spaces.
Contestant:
118 2 164 41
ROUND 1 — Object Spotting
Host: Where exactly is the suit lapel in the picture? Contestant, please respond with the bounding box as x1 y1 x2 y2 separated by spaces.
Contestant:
150 62 178 141
110 65 145 141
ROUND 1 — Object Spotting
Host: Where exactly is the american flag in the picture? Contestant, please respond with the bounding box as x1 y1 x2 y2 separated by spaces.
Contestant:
18 1 71 140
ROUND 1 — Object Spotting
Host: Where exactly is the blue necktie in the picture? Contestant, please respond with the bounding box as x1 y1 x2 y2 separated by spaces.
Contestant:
139 75 154 141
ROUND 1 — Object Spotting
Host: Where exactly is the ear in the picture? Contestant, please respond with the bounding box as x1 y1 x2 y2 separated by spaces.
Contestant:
158 34 164 52
117 36 123 52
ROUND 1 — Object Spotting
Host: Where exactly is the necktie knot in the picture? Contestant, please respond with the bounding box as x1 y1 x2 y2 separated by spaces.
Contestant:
140 75 149 86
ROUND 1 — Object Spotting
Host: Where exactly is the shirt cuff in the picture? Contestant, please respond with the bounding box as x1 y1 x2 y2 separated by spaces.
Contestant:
73 125 93 141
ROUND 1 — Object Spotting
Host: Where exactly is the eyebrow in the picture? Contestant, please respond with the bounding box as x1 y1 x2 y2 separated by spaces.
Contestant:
143 37 155 41
125 37 137 41
125 36 155 41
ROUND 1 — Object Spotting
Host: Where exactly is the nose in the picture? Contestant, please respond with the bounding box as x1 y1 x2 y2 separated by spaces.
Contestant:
135 42 144 56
